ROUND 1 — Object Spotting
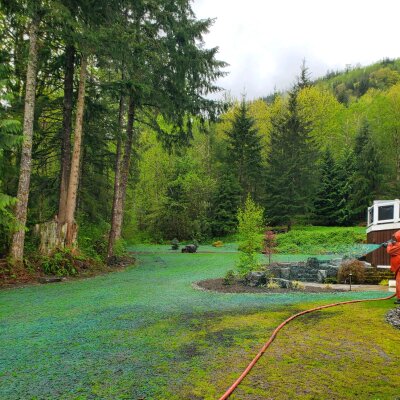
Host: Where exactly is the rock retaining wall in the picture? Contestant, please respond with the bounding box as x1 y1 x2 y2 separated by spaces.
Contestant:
246 257 368 286
267 257 343 283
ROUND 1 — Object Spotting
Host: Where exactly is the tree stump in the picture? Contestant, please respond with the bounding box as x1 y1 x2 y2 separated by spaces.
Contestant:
34 218 77 255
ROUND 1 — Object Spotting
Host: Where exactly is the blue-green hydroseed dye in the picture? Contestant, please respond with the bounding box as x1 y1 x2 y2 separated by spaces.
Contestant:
0 245 387 399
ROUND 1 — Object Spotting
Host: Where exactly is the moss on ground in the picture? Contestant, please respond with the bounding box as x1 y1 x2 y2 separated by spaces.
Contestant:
0 245 398 399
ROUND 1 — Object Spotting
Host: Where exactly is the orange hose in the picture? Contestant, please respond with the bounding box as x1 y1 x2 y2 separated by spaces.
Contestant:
218 292 396 400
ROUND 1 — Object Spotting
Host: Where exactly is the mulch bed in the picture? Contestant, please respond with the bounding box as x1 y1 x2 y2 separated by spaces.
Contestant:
195 278 346 294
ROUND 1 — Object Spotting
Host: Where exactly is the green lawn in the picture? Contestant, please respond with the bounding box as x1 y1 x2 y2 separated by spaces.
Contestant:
1 245 399 399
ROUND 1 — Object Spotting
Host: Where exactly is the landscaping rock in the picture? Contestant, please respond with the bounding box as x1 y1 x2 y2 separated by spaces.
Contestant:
181 244 198 253
246 271 266 287
38 276 65 284
270 278 291 288
317 269 327 283
280 267 291 280
107 255 134 268
306 257 320 269
386 307 400 330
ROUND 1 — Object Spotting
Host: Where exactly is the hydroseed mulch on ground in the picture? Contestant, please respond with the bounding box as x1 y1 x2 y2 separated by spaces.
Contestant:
1 245 399 399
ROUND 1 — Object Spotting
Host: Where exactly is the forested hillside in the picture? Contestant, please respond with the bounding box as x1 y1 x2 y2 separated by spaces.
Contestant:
1 1 399 269
132 60 400 240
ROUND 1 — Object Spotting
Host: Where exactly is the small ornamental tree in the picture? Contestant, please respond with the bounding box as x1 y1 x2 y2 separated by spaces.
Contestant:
236 195 264 275
263 230 277 265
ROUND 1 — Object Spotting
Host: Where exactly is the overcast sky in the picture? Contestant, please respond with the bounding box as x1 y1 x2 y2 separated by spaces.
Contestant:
192 0 400 100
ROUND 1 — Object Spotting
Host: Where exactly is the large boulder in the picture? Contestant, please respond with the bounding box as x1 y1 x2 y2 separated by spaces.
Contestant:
317 269 327 283
181 244 198 253
270 278 291 288
246 271 266 287
280 267 291 280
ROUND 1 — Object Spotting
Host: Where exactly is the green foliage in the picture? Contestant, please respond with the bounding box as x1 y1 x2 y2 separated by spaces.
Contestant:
313 150 342 225
171 238 180 250
266 78 318 229
223 269 235 285
225 97 264 202
236 196 264 274
77 218 110 261
335 149 356 226
41 249 78 276
318 58 400 101
0 60 22 253
275 226 366 255
112 238 127 257
348 119 381 222
324 277 338 284
211 169 241 237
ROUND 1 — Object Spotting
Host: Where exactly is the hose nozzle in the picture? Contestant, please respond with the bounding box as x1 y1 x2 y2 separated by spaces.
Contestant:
382 239 396 248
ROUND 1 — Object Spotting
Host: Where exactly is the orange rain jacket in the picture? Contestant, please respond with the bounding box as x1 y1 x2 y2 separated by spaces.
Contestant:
387 230 400 274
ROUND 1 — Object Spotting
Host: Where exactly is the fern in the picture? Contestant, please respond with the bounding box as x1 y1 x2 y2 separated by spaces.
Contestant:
0 119 22 137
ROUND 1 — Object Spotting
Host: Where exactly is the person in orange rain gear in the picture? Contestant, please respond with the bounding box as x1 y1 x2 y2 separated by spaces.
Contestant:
386 230 400 304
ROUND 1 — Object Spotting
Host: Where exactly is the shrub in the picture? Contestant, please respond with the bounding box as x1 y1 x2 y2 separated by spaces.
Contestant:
113 238 127 257
263 230 277 264
236 196 264 275
291 280 305 290
212 240 224 247
78 221 110 261
379 279 389 286
171 238 180 250
266 279 280 289
337 259 366 283
41 249 78 276
223 269 235 285
324 277 338 284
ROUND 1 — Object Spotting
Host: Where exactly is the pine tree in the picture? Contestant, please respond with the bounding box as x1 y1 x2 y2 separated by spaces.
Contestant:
266 81 318 230
349 119 381 222
225 98 264 203
336 148 355 226
211 169 241 237
313 150 341 225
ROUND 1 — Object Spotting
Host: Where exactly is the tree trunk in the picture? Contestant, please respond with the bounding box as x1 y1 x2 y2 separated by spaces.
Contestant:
107 95 135 258
10 17 39 262
107 94 125 258
64 54 87 247
58 45 75 224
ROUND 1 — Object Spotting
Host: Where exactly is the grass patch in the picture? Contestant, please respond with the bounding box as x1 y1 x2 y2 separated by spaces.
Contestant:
0 245 397 399
276 226 366 255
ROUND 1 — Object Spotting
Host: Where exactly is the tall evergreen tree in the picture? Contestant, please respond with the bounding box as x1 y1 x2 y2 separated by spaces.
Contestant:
211 169 241 237
225 98 264 203
107 0 227 257
349 119 381 222
313 150 341 225
9 6 40 262
266 79 318 230
336 148 355 226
